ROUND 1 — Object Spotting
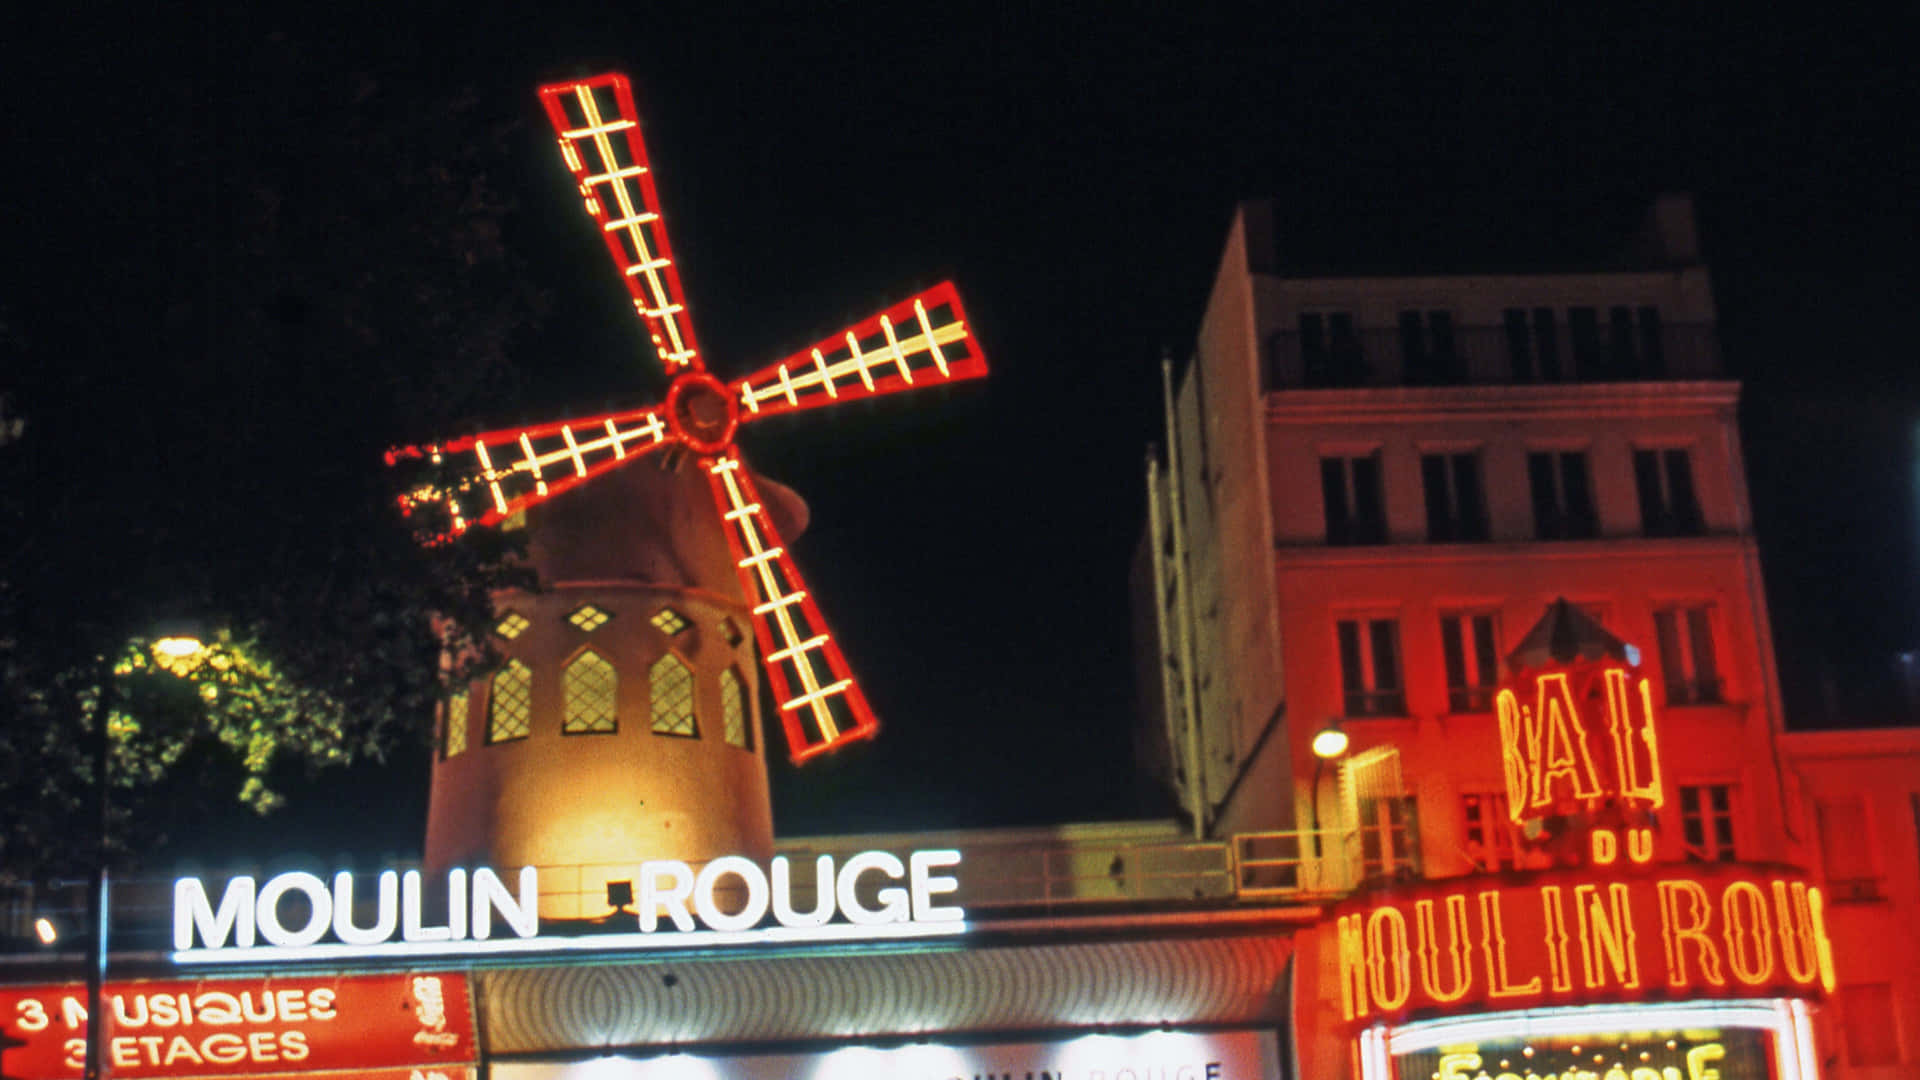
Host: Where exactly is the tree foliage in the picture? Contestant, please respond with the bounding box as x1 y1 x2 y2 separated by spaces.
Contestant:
0 28 544 879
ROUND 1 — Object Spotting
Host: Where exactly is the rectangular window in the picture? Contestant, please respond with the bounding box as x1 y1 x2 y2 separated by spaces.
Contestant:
1429 312 1457 381
1609 305 1640 378
1503 308 1533 381
1527 451 1597 539
1328 312 1361 384
1321 454 1387 545
1565 305 1665 379
1299 313 1327 382
1399 310 1459 384
1301 311 1363 387
1817 797 1881 899
1633 448 1703 536
1358 795 1419 880
1532 307 1562 381
1398 311 1423 378
1655 605 1722 705
1569 306 1603 379
1679 784 1737 861
1462 791 1521 871
1637 305 1666 375
1421 452 1489 542
1338 617 1405 716
1440 612 1500 712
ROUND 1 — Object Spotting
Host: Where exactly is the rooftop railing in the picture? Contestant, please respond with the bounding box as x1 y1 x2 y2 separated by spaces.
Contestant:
1 823 1397 955
1262 322 1720 391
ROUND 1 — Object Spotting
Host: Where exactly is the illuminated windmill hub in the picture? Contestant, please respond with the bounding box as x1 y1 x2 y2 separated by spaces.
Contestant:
665 370 738 456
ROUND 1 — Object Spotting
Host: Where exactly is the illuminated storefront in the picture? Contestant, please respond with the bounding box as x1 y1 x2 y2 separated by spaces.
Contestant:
497 1030 1279 1080
1378 1000 1818 1080
1299 605 1836 1080
1329 867 1834 1080
1333 866 1835 1022
0 839 1303 1080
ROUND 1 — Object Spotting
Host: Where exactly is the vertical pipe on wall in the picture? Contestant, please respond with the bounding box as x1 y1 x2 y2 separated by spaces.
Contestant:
1161 353 1208 838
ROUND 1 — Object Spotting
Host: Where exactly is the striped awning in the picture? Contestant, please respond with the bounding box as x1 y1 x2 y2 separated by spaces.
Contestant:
480 928 1295 1055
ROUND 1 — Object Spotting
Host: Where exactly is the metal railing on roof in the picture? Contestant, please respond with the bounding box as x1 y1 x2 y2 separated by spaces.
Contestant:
1 824 1400 954
1262 322 1720 391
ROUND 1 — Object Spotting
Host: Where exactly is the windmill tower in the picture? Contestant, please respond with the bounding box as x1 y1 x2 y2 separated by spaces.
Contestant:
395 74 987 915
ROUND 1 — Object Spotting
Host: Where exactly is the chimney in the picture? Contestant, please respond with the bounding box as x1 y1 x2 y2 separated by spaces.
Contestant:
1628 193 1700 266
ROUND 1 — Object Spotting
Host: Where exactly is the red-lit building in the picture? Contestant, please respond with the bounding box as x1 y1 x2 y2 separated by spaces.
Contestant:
1138 194 1920 1077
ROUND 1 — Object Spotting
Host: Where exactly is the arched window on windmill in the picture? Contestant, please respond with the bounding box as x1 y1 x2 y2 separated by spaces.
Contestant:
650 653 697 737
562 648 618 734
489 659 533 743
443 688 469 757
720 667 750 749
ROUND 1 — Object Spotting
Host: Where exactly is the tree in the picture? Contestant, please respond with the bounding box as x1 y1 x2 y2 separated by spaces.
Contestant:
0 27 543 880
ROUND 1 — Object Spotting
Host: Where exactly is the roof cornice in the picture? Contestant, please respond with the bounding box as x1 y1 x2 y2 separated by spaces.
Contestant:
1265 380 1740 424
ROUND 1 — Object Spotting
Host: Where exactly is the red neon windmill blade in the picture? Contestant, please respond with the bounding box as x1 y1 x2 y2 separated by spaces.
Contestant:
539 73 705 375
730 282 986 423
387 404 674 535
388 73 988 763
711 283 986 761
704 452 878 763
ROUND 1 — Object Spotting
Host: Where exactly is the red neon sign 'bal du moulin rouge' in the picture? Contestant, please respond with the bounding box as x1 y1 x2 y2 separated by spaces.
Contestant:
387 74 988 763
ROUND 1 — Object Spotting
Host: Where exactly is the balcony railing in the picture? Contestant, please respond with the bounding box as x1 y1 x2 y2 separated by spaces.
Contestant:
1447 685 1497 714
0 824 1407 952
1665 678 1725 706
1263 323 1720 391
1344 688 1407 718
503 826 1402 918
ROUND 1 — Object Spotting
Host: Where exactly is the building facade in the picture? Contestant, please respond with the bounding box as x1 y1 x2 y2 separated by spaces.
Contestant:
1781 727 1920 1075
1139 194 1920 1077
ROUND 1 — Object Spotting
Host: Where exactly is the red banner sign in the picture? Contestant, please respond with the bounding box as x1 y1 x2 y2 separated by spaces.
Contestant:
0 972 474 1079
1329 863 1836 1029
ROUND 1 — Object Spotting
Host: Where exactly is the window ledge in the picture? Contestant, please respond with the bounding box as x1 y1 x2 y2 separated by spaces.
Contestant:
1277 535 1752 565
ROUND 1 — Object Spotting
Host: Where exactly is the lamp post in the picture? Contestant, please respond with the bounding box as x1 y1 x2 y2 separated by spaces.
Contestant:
83 632 207 1080
82 652 114 1080
1308 719 1349 886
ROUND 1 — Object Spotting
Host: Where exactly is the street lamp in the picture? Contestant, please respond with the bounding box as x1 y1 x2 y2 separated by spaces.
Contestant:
151 635 206 668
85 629 208 1080
1309 719 1349 877
1311 720 1350 760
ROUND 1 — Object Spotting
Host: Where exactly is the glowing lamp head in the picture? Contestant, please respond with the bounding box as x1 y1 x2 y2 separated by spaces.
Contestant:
152 634 209 676
33 917 56 945
1311 722 1349 760
152 636 205 659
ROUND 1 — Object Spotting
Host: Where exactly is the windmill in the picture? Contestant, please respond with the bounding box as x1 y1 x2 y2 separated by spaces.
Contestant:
392 73 987 772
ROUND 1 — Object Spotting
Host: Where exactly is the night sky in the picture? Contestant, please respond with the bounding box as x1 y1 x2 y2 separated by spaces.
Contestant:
7 7 1916 865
